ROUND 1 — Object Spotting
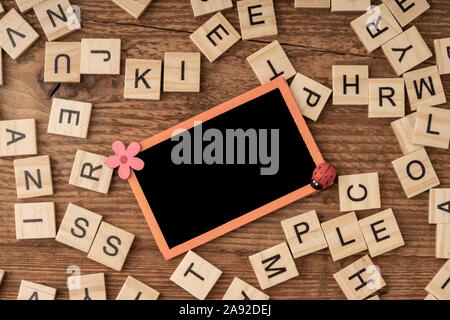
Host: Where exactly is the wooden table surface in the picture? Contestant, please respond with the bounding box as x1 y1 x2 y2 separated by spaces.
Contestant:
0 0 449 300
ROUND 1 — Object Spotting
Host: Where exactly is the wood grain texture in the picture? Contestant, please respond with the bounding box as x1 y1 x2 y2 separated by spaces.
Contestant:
0 0 449 300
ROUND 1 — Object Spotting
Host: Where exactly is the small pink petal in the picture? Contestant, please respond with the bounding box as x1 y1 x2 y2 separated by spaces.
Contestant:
118 164 131 180
128 157 144 171
106 155 120 169
126 142 141 157
112 140 126 155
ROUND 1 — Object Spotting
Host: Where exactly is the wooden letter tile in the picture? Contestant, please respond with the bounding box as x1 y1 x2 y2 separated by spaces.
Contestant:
403 66 446 111
222 277 269 300
80 38 121 74
436 224 450 259
334 255 386 300
69 150 113 194
0 48 3 86
170 250 222 300
435 38 450 75
163 52 200 92
359 208 405 257
14 155 53 199
247 40 296 85
116 276 160 300
47 98 92 138
34 0 80 41
56 203 103 253
0 9 39 59
425 259 450 300
332 65 368 105
350 4 402 53
338 172 381 212
391 112 422 155
382 0 430 27
190 12 240 62
290 72 331 121
391 148 440 198
366 295 380 300
17 280 56 300
281 210 328 259
190 0 233 17
237 0 277 40
331 0 370 12
424 293 437 300
112 0 153 19
321 212 368 261
413 106 450 149
0 119 37 157
87 221 135 271
382 26 432 76
124 59 161 99
15 202 55 239
0 269 4 286
295 0 330 8
44 42 81 83
369 78 405 118
249 242 299 290
429 189 450 224
15 0 45 13
68 273 106 300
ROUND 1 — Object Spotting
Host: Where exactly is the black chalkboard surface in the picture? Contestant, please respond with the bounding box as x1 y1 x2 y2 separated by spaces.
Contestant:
129 78 323 259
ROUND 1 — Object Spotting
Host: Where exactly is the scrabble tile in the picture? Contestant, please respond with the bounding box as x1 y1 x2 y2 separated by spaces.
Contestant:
403 66 446 111
436 224 450 259
163 52 200 92
80 38 121 74
15 202 55 240
382 27 432 76
222 277 269 300
338 172 381 212
237 0 277 40
170 250 222 300
124 59 162 99
290 72 332 121
359 208 405 257
34 0 80 41
435 38 450 75
0 48 3 86
413 106 450 149
366 295 380 300
116 276 160 300
55 203 103 253
369 78 405 118
382 0 430 27
17 280 56 300
68 273 106 300
15 0 45 13
321 212 367 262
112 0 153 19
14 155 53 199
350 4 402 53
0 9 39 59
334 255 386 300
190 12 240 63
391 148 439 198
425 259 450 300
424 293 437 300
332 65 368 105
87 221 135 271
44 42 81 83
249 242 299 290
391 112 422 155
247 40 296 85
429 189 450 224
331 0 370 12
0 119 37 157
190 0 232 17
69 150 113 194
0 269 4 286
47 98 92 138
295 0 330 8
281 210 328 259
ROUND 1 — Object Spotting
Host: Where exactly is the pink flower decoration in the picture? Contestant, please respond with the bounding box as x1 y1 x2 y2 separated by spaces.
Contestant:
106 140 145 180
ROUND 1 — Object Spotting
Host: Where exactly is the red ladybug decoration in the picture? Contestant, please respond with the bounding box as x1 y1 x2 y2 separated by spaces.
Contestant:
311 162 336 190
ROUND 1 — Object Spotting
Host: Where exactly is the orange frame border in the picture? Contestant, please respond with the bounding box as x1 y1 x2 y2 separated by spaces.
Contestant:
128 77 324 260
